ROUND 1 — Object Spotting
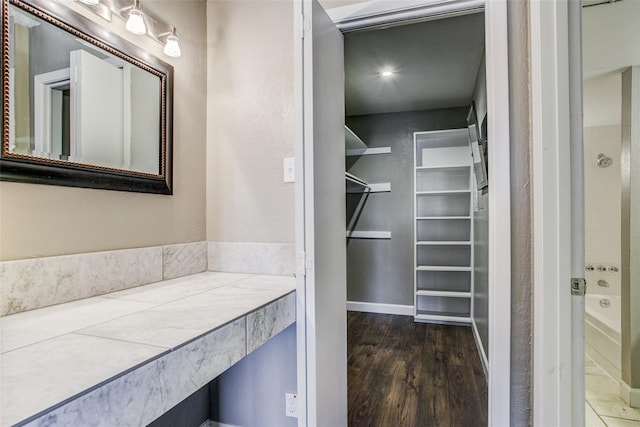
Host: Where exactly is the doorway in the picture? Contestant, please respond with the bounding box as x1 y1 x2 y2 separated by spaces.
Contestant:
294 0 512 425
342 12 488 423
582 0 640 423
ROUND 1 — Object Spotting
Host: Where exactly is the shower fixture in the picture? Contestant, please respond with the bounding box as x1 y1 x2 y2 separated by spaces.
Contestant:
597 153 613 168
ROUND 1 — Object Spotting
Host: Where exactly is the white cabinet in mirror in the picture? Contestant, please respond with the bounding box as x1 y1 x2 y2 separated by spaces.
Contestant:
1 0 173 194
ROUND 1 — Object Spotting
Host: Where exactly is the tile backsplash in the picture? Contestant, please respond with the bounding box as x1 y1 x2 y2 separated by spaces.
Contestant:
0 247 163 316
0 241 295 316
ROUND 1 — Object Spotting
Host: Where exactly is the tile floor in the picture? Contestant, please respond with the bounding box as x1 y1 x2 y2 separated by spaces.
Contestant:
586 355 640 426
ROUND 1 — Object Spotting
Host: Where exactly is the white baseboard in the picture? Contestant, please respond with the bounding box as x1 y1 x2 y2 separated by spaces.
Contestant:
347 301 414 316
620 381 640 408
471 318 489 380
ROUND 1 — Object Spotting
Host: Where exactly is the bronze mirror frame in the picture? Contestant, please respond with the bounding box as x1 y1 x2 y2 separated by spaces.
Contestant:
0 0 173 194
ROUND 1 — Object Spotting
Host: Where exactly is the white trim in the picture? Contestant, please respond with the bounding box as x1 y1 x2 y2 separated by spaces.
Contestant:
33 68 71 158
484 0 511 425
347 301 414 316
530 0 573 426
415 313 471 324
472 318 489 380
293 2 308 426
346 230 391 239
326 0 484 32
568 0 586 424
620 382 640 408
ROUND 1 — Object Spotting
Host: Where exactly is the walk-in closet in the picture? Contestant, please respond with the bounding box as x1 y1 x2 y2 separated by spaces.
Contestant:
343 9 489 424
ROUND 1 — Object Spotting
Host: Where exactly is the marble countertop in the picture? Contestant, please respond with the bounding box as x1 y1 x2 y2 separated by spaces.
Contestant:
0 272 296 427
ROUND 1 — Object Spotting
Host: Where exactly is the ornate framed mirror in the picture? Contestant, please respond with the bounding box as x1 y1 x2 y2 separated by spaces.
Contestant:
1 0 173 194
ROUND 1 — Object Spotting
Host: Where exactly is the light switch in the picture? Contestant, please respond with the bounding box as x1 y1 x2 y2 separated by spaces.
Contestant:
283 157 295 183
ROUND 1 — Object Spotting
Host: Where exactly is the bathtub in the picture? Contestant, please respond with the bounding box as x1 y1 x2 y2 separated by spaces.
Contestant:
585 294 621 380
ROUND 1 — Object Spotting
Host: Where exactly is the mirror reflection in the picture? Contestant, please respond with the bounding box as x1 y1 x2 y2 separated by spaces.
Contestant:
7 3 161 174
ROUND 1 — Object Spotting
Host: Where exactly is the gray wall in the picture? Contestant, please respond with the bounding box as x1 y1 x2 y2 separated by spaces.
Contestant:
472 51 489 360
148 386 209 427
346 108 468 306
28 20 85 76
210 324 297 427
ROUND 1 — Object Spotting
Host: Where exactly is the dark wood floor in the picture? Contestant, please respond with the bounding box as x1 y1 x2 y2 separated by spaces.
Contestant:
347 312 488 427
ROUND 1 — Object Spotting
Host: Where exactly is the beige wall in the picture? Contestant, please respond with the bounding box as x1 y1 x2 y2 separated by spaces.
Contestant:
206 0 295 244
0 1 208 261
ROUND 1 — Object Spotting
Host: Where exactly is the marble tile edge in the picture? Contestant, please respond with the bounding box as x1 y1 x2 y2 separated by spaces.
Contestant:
4 289 293 427
7 338 170 427
18 319 248 427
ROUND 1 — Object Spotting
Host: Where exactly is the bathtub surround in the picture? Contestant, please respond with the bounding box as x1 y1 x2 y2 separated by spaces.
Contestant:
0 272 295 427
0 241 295 317
583 124 623 382
584 125 622 298
585 294 622 381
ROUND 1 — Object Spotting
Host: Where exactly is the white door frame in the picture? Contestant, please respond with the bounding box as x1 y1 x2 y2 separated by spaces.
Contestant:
295 0 512 425
530 0 584 425
33 68 71 159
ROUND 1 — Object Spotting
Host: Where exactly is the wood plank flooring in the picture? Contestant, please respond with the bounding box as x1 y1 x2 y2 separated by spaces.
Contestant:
347 312 488 427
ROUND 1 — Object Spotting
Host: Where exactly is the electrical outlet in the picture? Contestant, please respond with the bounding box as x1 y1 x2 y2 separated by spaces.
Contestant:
283 157 295 183
285 392 298 418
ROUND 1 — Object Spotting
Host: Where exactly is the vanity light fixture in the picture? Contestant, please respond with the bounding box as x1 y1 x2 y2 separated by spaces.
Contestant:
78 0 181 59
125 0 146 35
163 26 181 58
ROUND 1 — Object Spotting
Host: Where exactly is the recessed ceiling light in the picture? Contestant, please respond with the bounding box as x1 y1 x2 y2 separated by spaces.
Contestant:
381 70 394 78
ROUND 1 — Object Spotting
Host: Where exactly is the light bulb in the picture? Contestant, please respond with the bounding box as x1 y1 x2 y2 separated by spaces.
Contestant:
78 0 100 6
164 34 181 58
126 8 146 35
